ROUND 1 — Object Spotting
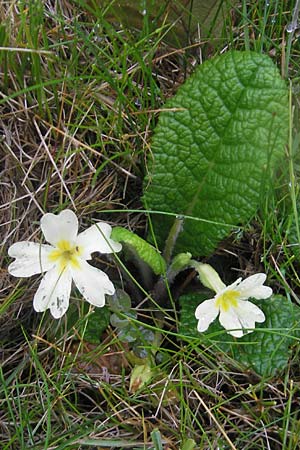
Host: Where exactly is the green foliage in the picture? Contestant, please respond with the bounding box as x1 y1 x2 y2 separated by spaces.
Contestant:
82 306 111 344
170 252 192 271
150 429 164 450
101 0 233 46
68 302 110 344
179 293 300 377
111 226 166 275
143 51 288 256
110 310 156 358
181 439 197 450
110 311 138 343
67 303 111 344
50 303 111 344
108 288 132 313
129 363 153 392
108 289 156 358
108 289 137 343
287 203 300 260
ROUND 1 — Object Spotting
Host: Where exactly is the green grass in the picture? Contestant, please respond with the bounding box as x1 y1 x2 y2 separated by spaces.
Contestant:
1 0 300 449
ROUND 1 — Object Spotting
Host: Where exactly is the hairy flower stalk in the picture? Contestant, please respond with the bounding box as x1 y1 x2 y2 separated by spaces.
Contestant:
193 263 273 337
8 210 121 318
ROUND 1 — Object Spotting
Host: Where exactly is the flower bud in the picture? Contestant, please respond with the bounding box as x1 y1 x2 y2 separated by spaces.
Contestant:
129 363 152 393
192 262 226 293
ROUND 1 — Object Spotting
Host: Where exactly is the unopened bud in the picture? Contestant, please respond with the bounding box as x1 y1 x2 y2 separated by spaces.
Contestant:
129 364 152 393
191 262 225 293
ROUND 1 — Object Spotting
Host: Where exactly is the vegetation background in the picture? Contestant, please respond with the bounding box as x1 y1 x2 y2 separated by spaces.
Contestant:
1 0 300 449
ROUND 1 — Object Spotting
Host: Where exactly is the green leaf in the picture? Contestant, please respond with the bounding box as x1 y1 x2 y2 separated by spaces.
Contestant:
64 303 111 344
83 306 111 344
143 51 288 256
170 252 192 271
111 226 166 275
132 328 156 359
179 293 300 377
110 311 138 343
129 363 153 393
181 439 197 450
151 429 164 450
107 288 132 313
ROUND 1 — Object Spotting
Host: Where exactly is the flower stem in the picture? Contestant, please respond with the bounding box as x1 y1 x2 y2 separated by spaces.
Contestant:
163 215 184 264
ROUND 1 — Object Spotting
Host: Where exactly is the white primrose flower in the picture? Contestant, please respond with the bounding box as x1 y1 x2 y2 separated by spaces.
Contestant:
195 264 272 337
8 209 122 319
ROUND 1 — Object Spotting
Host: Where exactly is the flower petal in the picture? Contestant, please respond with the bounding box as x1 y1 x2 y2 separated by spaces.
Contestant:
219 309 244 338
33 267 72 318
223 277 243 292
8 242 55 277
236 301 265 331
237 273 272 300
72 260 115 307
76 222 122 259
196 263 226 293
195 298 219 332
41 210 78 246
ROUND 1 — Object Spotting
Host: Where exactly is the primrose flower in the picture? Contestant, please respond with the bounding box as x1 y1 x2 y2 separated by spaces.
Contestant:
8 210 122 319
194 264 272 337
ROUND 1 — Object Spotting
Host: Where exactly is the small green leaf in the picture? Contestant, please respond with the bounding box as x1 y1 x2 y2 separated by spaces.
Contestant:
115 326 138 343
151 429 164 450
143 51 288 256
107 288 132 313
83 306 111 344
129 363 153 392
181 439 197 450
111 227 166 275
65 303 111 344
170 252 192 271
110 312 134 329
110 311 138 343
179 293 300 377
132 328 156 359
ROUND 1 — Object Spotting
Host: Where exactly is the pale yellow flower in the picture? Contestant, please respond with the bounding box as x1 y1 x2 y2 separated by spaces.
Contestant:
195 264 272 337
8 210 121 318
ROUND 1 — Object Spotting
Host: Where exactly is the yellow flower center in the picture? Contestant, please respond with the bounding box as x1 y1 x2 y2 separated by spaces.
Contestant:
215 290 239 312
48 240 83 271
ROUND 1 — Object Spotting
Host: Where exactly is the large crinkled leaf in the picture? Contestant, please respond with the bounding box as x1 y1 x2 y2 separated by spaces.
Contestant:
111 227 166 275
179 293 300 377
143 51 288 256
